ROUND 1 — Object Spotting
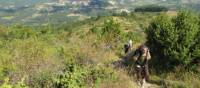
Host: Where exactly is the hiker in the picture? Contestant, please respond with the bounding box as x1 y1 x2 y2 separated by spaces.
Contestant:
124 40 133 54
133 45 151 86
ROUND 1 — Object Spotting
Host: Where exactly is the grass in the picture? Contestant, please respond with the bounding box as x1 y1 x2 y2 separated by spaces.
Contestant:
1 16 14 20
0 12 200 88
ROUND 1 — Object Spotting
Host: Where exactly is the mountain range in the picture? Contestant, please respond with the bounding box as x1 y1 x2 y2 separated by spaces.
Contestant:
0 0 199 25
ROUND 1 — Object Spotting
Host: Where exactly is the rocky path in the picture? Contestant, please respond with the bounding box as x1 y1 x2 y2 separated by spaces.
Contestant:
114 51 161 88
142 82 160 88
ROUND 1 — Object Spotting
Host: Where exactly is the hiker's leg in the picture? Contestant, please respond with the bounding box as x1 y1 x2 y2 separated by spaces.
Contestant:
144 65 150 82
128 47 131 53
125 48 128 54
140 67 146 86
135 65 143 86
135 66 141 81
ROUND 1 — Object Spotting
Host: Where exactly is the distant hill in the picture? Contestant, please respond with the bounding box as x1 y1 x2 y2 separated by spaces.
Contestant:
0 0 199 25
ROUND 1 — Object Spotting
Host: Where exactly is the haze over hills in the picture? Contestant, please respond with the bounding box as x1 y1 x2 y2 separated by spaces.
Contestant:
0 0 200 25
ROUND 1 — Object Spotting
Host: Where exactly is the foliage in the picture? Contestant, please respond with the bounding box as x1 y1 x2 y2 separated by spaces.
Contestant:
101 18 123 43
55 64 88 88
147 11 200 69
135 5 168 12
1 11 200 88
0 78 12 88
89 17 126 50
55 63 117 88
0 77 29 88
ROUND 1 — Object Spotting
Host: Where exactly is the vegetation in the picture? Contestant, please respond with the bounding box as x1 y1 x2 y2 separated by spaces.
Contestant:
147 11 200 70
135 5 168 12
0 12 151 88
0 10 200 88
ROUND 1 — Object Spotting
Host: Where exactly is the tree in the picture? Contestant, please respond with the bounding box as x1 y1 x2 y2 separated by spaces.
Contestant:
135 5 168 12
146 11 200 69
89 0 109 9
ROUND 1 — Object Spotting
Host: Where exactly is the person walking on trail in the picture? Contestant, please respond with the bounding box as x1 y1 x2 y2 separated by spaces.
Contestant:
133 45 151 87
124 40 133 54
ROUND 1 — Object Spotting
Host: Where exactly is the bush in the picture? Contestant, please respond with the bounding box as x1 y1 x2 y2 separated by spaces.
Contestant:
0 77 29 88
55 64 87 88
29 72 55 88
135 5 168 12
146 11 200 69
89 18 124 50
55 64 117 88
101 18 123 43
5 26 38 40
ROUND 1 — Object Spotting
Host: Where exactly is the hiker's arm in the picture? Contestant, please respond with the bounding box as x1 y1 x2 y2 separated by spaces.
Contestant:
133 52 139 61
147 50 151 60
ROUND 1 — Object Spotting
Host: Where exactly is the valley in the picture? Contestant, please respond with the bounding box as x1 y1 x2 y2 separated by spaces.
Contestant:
0 0 199 26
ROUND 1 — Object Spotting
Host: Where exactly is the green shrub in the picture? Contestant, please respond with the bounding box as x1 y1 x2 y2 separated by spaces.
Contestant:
147 11 200 69
29 72 55 88
54 63 118 88
135 5 168 12
101 18 123 43
5 27 38 40
14 77 29 88
0 78 12 88
122 31 144 43
55 64 88 88
0 77 29 88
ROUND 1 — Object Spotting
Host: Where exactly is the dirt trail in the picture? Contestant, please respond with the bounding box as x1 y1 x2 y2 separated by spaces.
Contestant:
142 82 160 88
113 60 161 88
129 77 160 88
114 51 161 88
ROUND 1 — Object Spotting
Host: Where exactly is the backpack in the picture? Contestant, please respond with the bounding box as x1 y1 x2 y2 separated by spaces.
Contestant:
134 48 148 66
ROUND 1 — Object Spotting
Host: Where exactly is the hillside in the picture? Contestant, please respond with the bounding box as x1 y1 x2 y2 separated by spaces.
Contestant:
0 11 200 88
0 12 152 88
